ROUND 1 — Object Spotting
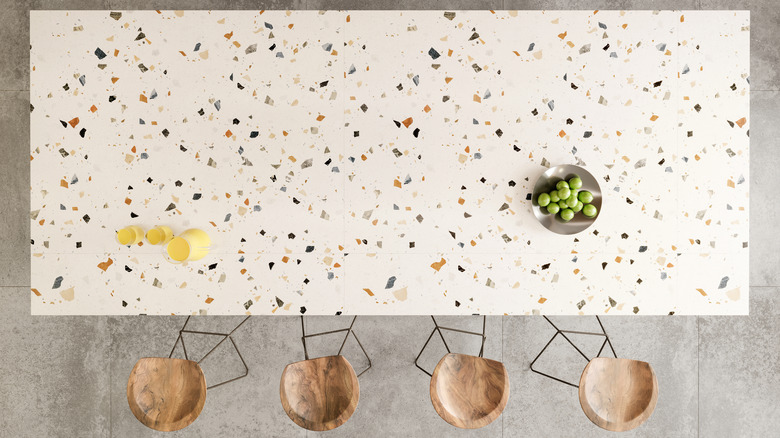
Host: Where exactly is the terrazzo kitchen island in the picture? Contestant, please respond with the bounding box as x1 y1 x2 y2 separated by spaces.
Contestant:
29 10 749 316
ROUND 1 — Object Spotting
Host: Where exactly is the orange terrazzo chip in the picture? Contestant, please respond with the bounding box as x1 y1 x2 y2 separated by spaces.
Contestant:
68 117 79 127
205 298 214 304
402 117 413 127
431 258 447 271
316 115 325 121
97 258 113 271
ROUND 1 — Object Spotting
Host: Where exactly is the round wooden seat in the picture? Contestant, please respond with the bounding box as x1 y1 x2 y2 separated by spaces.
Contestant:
280 355 360 431
578 357 659 431
127 357 207 432
429 353 510 429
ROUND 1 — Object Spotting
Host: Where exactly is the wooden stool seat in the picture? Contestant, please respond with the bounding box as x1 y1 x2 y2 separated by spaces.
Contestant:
127 357 207 432
578 357 659 432
430 353 510 429
280 355 360 431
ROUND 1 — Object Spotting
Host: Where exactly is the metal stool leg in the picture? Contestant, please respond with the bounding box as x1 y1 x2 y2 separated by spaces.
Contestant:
529 316 616 388
415 315 487 376
169 315 252 390
300 316 372 377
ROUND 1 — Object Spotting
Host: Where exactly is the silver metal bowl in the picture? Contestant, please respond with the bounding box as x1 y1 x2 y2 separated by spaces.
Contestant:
532 164 602 235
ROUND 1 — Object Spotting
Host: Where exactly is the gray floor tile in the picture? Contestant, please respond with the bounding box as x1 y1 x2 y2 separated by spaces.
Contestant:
0 91 30 287
0 9 26 91
698 287 780 438
699 0 780 91
307 0 501 10
503 315 698 437
106 0 305 9
109 315 307 437
0 287 110 437
749 91 780 286
504 0 699 10
304 315 503 437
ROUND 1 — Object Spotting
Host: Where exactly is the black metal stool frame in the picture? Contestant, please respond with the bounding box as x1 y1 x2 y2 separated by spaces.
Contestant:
415 315 487 377
169 315 251 390
529 315 617 388
300 315 372 377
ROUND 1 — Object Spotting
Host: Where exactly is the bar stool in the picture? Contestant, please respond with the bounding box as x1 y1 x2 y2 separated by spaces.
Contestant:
530 316 659 432
280 316 371 431
415 316 510 429
127 316 250 432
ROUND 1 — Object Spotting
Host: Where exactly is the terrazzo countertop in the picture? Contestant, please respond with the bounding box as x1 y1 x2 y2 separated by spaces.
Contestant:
29 10 749 315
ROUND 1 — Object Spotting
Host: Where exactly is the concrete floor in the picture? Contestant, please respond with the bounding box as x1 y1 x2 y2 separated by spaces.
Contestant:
1 1 778 437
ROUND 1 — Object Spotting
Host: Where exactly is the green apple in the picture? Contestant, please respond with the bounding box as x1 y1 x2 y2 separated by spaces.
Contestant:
578 191 594 204
583 204 598 217
537 193 551 207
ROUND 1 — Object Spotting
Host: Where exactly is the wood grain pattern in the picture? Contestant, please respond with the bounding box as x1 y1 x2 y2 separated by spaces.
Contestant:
429 353 510 429
578 357 659 432
280 355 359 431
127 357 207 432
